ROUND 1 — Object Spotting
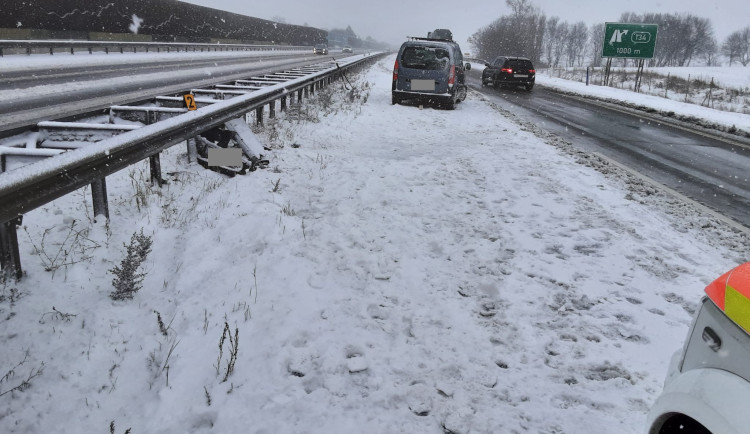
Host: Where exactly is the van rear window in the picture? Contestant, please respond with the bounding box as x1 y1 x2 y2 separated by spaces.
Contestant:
400 47 450 70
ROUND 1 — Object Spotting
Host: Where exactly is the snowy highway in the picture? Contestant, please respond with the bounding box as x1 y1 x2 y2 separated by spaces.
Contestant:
1 54 746 433
4 50 748 232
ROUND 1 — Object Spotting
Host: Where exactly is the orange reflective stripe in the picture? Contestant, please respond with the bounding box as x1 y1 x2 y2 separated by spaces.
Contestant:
705 263 750 333
705 269 732 310
726 263 750 300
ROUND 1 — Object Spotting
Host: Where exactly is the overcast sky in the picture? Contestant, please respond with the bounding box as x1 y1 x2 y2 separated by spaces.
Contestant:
179 0 747 50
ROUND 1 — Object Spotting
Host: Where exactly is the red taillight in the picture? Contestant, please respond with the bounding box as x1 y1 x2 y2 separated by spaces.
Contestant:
448 65 455 87
529 69 536 73
393 60 399 81
501 68 513 73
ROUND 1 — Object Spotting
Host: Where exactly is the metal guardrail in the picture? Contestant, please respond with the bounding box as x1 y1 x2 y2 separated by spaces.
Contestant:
0 39 312 56
0 52 386 278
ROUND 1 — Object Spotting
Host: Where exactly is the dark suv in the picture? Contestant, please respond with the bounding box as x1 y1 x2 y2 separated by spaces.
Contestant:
481 56 535 91
392 34 470 109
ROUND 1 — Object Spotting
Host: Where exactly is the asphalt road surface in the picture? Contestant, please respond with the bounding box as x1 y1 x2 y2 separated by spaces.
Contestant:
466 70 750 229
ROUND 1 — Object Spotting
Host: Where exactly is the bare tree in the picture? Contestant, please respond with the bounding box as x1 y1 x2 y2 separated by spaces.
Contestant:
587 23 605 66
702 38 719 66
542 16 559 66
552 23 569 67
506 0 535 18
564 21 588 66
469 0 546 64
620 12 717 67
680 15 715 66
739 28 750 66
722 27 750 66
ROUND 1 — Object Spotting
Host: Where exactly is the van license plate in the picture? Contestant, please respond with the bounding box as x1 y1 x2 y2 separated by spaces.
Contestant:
411 80 435 91
514 74 528 78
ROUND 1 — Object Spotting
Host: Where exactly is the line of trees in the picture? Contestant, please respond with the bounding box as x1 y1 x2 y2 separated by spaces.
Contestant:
469 0 750 68
327 25 390 50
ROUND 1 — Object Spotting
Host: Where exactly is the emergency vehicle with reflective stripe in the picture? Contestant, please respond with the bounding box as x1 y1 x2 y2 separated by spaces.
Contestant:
646 262 750 434
705 262 750 334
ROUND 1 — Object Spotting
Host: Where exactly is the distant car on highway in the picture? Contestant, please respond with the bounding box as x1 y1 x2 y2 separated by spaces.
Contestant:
313 44 328 55
481 56 536 91
646 262 750 434
342 46 353 53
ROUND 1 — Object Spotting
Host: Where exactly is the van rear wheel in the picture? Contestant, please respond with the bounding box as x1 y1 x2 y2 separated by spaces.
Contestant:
392 94 400 105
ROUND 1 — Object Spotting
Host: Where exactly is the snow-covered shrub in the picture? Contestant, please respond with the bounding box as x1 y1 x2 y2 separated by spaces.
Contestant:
109 230 152 300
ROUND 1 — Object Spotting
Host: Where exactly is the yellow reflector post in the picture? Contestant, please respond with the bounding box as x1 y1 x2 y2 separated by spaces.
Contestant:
725 285 750 333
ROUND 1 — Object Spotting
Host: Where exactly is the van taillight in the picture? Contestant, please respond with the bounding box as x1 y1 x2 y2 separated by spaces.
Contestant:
393 60 399 81
448 65 455 87
501 68 513 73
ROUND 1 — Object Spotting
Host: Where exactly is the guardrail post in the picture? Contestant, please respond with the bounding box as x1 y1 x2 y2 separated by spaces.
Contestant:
186 137 198 162
70 46 74 55
49 47 53 55
91 178 109 222
281 96 287 112
255 107 264 126
269 101 275 119
1 216 23 280
149 155 163 187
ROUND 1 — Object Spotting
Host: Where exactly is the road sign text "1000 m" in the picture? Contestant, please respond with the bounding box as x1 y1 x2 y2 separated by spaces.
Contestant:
602 23 658 59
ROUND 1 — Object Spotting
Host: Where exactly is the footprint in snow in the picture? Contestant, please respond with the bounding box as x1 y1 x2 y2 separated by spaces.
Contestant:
406 382 433 416
287 353 317 378
347 355 369 373
661 292 697 315
366 303 389 320
345 347 369 373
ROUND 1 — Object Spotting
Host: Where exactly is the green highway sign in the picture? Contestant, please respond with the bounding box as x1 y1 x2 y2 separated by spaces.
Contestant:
602 22 658 59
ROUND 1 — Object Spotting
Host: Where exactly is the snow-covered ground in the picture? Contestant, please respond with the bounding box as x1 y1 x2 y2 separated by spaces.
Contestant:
535 65 750 119
639 65 750 89
1 55 749 433
535 71 750 132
